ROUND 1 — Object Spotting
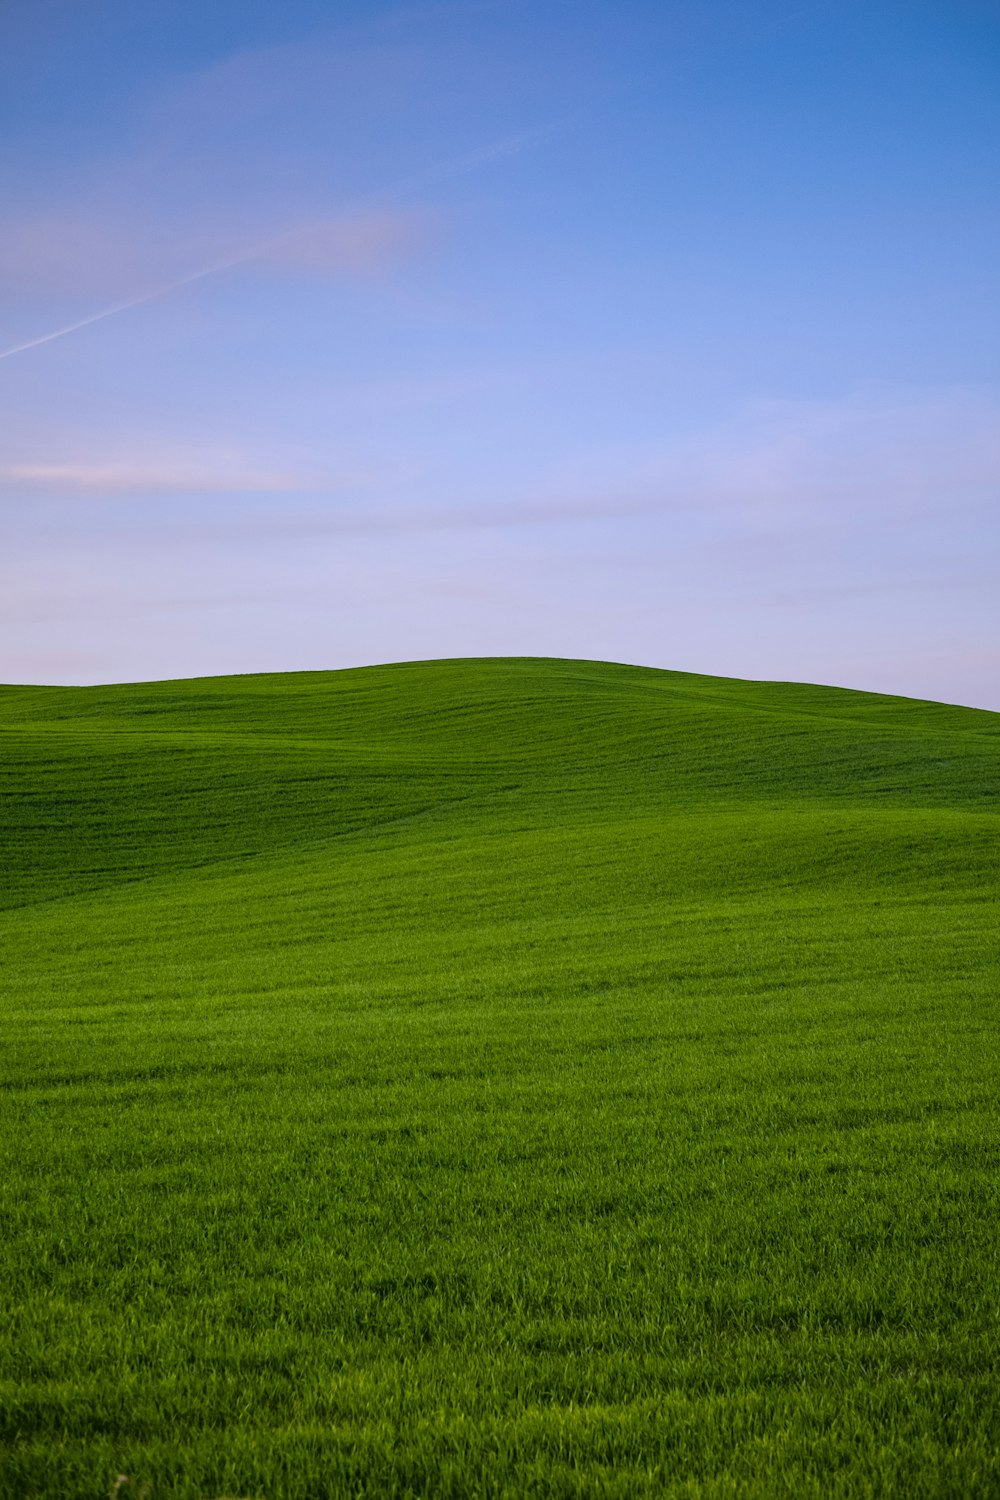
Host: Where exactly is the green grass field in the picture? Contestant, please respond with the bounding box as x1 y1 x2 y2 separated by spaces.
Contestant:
1 656 998 1499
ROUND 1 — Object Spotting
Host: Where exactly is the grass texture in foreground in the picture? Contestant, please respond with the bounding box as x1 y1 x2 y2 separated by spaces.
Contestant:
1 656 998 1499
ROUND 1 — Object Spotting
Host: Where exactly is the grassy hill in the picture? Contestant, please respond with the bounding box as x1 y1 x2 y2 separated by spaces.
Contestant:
1 657 997 1498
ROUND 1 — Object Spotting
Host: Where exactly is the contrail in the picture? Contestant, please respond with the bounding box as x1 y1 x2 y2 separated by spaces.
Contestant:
0 124 555 364
0 247 267 362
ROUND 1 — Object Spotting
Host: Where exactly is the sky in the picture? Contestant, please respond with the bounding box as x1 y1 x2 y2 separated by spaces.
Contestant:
2 0 998 706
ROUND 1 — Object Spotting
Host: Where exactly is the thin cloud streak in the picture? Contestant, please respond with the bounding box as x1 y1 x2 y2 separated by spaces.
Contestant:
2 460 330 494
0 123 556 363
6 386 997 533
0 252 259 361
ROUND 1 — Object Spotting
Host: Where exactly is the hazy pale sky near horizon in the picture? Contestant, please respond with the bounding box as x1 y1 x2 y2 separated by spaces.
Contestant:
2 0 998 706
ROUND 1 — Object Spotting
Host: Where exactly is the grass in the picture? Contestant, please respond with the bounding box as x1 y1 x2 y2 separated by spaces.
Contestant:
0 655 998 1499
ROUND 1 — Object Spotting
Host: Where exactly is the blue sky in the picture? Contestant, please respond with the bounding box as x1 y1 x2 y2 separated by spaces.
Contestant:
2 0 998 704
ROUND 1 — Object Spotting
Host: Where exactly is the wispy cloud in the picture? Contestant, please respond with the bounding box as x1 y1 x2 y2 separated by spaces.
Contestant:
0 214 159 296
0 451 353 495
514 384 1000 534
0 206 429 297
4 383 997 706
5 385 998 522
0 120 551 362
682 387 1000 521
0 208 432 361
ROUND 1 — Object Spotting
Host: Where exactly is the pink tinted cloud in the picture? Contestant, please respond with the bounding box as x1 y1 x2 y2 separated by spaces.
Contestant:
0 200 434 362
0 201 430 296
689 387 1000 522
261 208 433 276
0 214 162 297
5 383 998 522
0 450 355 495
528 384 1000 532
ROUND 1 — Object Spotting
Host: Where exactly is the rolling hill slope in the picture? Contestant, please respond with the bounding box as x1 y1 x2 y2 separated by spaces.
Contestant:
1 658 997 1499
